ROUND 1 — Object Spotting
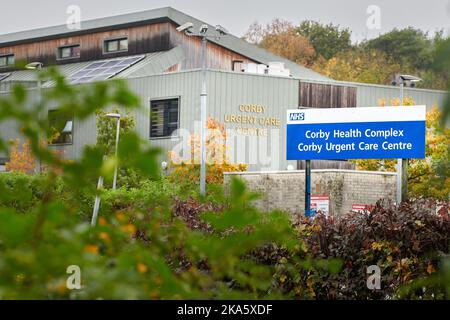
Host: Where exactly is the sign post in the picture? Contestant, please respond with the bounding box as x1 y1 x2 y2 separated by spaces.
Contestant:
286 106 426 216
305 160 312 217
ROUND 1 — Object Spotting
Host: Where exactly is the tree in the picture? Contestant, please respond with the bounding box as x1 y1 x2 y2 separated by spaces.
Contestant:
5 139 36 174
432 38 450 123
244 19 316 67
314 49 401 85
96 109 136 156
363 28 434 71
96 109 140 188
169 117 247 184
408 107 449 199
297 20 352 60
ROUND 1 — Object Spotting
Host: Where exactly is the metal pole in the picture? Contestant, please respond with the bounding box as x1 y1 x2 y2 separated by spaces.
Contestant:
112 116 121 190
36 74 42 174
91 176 104 227
396 81 406 204
305 160 311 217
199 36 207 196
399 82 409 202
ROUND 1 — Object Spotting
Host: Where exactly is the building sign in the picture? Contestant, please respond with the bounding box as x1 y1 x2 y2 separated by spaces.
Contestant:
286 106 426 160
224 104 281 136
352 204 375 213
311 195 330 216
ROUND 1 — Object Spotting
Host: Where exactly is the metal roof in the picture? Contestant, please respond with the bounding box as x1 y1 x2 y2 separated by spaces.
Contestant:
0 7 330 81
3 61 91 83
116 46 185 78
0 48 184 89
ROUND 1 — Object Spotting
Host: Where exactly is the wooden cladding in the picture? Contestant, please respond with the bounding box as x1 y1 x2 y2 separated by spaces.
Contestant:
169 25 256 71
0 22 172 68
299 82 357 109
0 21 256 73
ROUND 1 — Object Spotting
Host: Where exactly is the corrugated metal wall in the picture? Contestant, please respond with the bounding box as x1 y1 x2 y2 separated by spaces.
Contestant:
354 83 446 109
205 70 299 171
127 70 299 171
298 79 446 110
0 71 448 171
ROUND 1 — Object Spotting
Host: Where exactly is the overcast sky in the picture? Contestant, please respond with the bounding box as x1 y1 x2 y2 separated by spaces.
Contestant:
1 0 449 43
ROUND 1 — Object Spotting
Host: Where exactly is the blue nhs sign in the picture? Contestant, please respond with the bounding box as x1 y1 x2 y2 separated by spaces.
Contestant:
289 112 305 121
286 106 427 161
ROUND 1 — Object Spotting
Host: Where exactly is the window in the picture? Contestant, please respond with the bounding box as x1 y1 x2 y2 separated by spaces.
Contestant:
0 54 14 67
232 60 245 72
48 110 74 145
58 44 80 60
0 157 8 172
104 37 128 53
150 98 179 138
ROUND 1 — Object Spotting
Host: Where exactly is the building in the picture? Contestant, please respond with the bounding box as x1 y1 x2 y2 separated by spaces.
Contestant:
0 7 447 172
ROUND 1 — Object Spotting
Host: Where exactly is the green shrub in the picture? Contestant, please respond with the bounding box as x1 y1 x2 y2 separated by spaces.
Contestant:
296 200 450 299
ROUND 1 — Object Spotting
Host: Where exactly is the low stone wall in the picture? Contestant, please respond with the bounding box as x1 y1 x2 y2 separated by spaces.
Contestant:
224 169 397 216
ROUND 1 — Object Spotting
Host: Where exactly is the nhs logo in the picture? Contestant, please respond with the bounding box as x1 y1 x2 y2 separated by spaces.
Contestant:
289 112 305 121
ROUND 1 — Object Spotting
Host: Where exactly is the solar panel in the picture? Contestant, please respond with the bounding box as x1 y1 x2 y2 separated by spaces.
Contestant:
67 55 145 84
0 73 11 81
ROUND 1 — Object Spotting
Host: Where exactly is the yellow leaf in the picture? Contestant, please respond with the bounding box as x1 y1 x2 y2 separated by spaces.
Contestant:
99 232 111 243
371 242 383 251
137 263 148 274
98 217 107 226
121 224 136 235
116 212 126 222
84 245 99 254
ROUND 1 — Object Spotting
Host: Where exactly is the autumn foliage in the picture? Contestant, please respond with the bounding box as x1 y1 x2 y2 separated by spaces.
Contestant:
244 19 316 67
313 49 402 85
5 139 36 174
169 117 248 184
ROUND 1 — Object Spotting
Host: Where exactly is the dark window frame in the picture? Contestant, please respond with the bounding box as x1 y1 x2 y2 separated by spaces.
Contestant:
149 97 180 139
48 109 74 146
0 54 15 68
0 157 8 172
57 44 81 61
103 37 129 54
232 60 245 72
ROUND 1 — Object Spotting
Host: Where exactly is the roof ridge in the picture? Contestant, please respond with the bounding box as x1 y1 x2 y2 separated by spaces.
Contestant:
0 7 173 39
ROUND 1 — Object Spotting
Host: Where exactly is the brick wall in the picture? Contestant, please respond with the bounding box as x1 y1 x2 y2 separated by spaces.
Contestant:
224 170 397 216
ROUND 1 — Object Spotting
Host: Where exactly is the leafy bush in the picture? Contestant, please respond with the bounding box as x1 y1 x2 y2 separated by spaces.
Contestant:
168 162 248 185
295 200 449 299
0 174 304 299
